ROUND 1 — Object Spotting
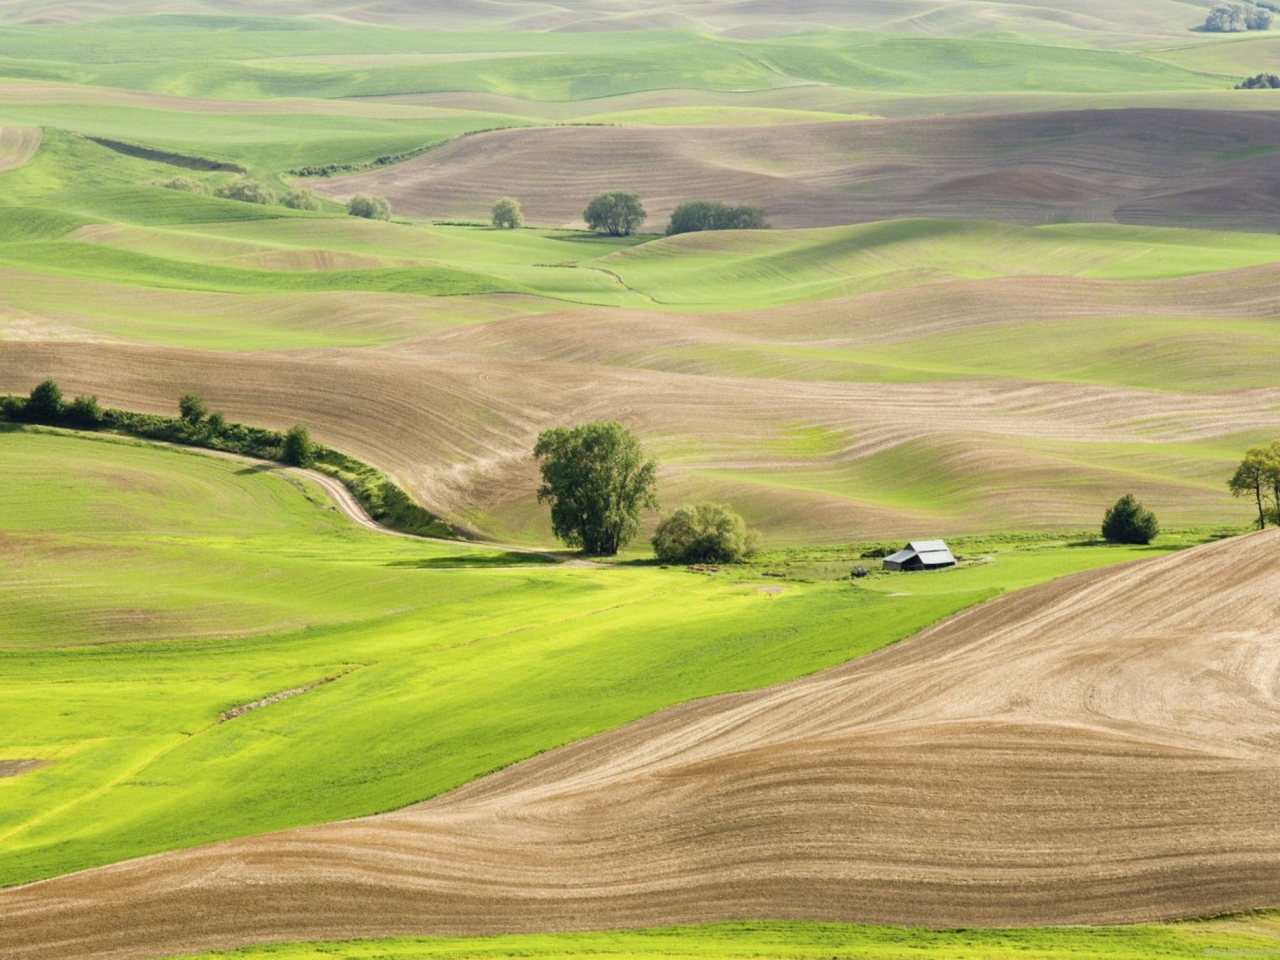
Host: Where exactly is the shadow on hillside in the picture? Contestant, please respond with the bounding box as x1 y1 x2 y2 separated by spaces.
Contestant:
387 552 558 569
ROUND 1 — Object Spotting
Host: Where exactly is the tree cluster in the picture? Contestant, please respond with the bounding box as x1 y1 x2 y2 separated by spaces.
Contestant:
1228 442 1280 528
583 191 646 236
1236 72 1280 88
666 200 769 236
157 176 322 213
1203 3 1272 31
652 502 757 563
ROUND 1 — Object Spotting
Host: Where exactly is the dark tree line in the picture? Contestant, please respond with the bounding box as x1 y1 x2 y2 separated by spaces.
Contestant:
666 200 769 235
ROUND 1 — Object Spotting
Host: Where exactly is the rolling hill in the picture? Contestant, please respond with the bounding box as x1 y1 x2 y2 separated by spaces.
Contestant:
4 529 1277 959
306 109 1280 231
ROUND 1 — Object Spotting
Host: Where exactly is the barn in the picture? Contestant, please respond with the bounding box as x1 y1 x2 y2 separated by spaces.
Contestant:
882 540 956 571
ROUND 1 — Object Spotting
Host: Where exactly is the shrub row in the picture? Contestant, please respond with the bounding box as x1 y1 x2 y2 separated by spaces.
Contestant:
1 382 460 540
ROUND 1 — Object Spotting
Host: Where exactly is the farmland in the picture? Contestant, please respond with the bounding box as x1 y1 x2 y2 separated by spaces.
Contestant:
1 2 1280 959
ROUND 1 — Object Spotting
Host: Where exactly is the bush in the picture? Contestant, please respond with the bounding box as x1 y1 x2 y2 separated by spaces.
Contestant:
66 394 104 427
206 411 227 435
26 379 63 420
652 503 757 563
281 188 321 211
583 191 646 236
282 424 314 467
1101 494 1159 544
156 176 211 195
215 178 277 205
178 393 207 425
347 194 391 220
491 196 523 229
666 200 769 235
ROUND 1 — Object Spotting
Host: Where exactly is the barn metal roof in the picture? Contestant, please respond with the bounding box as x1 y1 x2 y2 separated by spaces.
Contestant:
886 540 957 567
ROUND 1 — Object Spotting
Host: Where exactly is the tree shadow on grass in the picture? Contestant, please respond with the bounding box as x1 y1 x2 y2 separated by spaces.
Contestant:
234 463 279 475
387 552 559 569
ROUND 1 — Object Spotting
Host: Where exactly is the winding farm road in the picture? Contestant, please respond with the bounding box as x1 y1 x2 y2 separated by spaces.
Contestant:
2 530 1279 959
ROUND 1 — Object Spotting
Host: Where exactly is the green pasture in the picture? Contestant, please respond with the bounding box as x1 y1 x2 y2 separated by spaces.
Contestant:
660 316 1280 393
0 20 1236 102
601 220 1280 307
168 917 1280 960
0 428 1193 887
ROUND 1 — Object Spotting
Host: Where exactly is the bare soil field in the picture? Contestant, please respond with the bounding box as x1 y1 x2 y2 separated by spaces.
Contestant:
0 126 41 172
4 263 1279 541
307 109 1280 231
3 531 1277 959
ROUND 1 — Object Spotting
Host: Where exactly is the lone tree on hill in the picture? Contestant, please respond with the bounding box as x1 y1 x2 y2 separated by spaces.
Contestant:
666 200 769 236
348 194 392 221
491 196 523 229
1229 443 1280 528
652 502 757 564
534 420 658 555
1101 494 1159 544
282 424 315 467
178 394 207 425
583 190 646 236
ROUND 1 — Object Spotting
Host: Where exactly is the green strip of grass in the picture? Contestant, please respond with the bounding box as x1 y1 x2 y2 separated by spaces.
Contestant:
167 917 1280 959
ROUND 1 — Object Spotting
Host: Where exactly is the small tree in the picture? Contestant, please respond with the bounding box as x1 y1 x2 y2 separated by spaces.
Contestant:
583 191 646 236
206 411 227 435
1101 494 1160 544
652 502 757 563
178 394 207 425
491 196 523 229
282 189 321 211
534 420 658 555
67 394 104 427
348 194 391 221
27 379 63 421
1229 446 1272 529
215 178 277 205
282 424 314 467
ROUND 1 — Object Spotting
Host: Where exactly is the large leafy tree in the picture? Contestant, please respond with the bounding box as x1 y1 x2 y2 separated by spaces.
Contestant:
534 421 658 555
1229 445 1274 529
583 190 646 236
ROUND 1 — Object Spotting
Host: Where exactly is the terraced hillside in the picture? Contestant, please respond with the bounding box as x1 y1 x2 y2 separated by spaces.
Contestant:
4 530 1277 959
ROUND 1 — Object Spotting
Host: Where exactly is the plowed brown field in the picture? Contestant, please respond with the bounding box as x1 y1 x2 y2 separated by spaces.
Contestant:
307 109 1280 230
3 531 1278 959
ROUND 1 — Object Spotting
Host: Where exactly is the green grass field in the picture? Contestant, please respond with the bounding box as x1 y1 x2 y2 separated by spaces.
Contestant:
0 427 1200 887
165 917 1280 960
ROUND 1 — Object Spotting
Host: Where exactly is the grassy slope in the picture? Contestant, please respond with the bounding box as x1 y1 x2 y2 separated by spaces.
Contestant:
0 428 1193 887
601 220 1280 307
167 917 1280 960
